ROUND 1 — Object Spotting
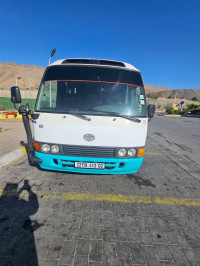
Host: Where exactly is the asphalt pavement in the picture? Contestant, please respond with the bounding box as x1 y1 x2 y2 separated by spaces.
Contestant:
148 115 200 180
0 115 200 266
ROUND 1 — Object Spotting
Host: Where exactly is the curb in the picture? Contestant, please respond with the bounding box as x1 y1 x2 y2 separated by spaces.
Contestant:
0 147 26 170
0 113 22 119
164 115 181 117
184 115 200 118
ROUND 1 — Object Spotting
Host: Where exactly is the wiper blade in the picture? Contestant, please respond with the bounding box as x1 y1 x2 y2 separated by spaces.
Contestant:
56 108 91 121
88 109 141 123
40 107 91 121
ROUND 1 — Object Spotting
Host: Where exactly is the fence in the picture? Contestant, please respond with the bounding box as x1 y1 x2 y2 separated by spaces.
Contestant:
0 97 36 111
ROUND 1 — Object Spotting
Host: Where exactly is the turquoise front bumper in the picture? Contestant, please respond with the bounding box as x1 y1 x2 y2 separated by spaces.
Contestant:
35 152 143 174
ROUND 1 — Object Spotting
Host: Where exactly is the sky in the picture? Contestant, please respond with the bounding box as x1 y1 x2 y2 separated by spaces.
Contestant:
0 0 200 90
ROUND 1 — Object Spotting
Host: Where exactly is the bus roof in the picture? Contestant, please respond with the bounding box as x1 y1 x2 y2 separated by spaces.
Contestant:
50 58 140 72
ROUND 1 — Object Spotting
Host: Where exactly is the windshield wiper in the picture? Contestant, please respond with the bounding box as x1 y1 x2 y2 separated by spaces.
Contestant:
40 107 91 121
88 109 141 123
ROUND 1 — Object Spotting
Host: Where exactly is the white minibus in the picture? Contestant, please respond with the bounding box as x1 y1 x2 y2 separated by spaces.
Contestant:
11 58 155 174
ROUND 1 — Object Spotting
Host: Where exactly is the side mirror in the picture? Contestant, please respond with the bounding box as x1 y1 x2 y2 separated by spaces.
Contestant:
147 104 155 119
11 86 21 103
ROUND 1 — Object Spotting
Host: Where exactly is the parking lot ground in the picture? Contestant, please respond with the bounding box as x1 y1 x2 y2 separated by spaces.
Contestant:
0 130 200 266
0 119 27 157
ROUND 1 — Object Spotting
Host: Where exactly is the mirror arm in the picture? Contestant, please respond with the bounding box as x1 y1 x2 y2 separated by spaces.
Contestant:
18 104 34 152
14 103 19 111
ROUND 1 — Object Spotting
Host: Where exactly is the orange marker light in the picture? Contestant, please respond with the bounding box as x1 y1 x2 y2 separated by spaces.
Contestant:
33 141 40 152
137 147 146 158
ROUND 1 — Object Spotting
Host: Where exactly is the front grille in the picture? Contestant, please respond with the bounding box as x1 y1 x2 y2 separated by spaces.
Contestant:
62 145 116 158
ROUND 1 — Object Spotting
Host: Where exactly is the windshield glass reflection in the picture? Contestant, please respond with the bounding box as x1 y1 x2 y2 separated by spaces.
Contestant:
36 80 146 117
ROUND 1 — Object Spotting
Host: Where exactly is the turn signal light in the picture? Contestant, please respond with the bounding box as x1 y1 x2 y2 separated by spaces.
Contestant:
33 141 40 152
137 147 145 158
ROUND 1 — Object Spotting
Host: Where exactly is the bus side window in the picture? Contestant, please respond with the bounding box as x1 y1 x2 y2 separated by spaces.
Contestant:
38 81 57 109
137 87 145 114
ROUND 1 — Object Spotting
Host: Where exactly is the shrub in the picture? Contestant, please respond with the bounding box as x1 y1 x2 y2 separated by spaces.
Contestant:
157 104 162 109
182 104 200 114
186 104 200 111
165 103 200 115
167 96 172 99
165 105 173 114
0 104 5 111
191 96 199 101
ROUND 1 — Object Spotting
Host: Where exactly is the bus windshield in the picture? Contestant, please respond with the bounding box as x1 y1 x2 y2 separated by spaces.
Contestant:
36 80 146 117
36 65 146 117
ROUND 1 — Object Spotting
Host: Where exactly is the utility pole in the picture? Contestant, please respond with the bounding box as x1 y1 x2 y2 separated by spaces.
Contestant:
28 73 32 99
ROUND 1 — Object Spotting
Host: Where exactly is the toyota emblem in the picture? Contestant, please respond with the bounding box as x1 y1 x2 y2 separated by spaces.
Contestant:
83 134 95 141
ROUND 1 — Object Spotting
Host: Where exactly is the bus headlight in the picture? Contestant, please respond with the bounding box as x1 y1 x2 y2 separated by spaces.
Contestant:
41 144 50 152
128 148 136 157
118 148 127 157
51 145 60 153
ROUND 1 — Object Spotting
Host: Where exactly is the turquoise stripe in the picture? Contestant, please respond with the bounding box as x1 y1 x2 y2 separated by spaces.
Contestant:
35 152 143 174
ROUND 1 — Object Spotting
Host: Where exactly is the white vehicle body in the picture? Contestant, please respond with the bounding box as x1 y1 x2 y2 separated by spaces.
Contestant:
34 114 147 147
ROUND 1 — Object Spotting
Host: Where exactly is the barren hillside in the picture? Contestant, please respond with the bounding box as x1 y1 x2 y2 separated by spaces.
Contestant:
154 89 200 100
144 84 172 94
0 62 45 90
146 97 199 110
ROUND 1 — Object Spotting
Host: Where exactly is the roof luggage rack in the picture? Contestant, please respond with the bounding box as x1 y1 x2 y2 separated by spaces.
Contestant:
62 59 91 64
98 60 125 67
62 59 125 67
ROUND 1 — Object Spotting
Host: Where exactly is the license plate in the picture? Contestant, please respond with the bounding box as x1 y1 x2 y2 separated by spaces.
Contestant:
75 162 105 169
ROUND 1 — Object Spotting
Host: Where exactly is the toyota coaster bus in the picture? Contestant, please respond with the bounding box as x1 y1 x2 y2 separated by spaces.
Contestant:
11 58 155 174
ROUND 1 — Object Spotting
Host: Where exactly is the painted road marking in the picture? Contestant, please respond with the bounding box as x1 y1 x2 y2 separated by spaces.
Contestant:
20 146 27 154
0 189 200 206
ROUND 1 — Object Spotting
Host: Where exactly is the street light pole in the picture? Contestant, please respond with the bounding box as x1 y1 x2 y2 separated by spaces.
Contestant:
174 91 179 104
16 76 21 86
49 48 56 65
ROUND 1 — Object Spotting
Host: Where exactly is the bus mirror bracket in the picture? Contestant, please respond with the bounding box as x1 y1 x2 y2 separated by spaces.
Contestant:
147 104 155 121
10 86 34 155
18 103 34 153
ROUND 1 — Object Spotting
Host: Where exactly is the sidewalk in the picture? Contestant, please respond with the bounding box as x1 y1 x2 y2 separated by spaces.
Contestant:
0 120 27 157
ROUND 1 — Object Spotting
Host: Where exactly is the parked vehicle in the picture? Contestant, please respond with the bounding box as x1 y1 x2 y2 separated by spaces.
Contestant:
11 57 155 174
